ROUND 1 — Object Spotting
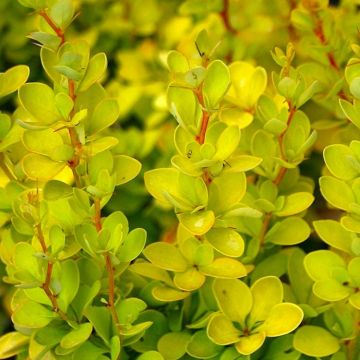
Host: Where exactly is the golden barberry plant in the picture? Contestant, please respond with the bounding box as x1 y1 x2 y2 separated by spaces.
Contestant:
0 0 360 360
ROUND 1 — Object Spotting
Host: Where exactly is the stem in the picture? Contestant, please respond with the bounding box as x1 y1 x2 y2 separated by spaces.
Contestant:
93 198 121 336
220 0 236 34
39 10 65 45
195 88 210 145
36 222 67 320
273 103 296 185
259 213 272 248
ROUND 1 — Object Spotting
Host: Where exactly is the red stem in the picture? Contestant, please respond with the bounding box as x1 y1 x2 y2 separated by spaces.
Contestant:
39 10 65 45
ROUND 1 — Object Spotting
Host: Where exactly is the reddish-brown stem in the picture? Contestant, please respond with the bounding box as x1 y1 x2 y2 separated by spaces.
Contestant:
194 88 210 145
39 10 65 45
220 0 236 34
36 222 67 320
273 104 296 185
259 213 272 248
313 16 339 71
93 198 121 335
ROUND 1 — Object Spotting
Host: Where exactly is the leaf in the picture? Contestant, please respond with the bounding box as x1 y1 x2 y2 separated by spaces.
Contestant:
58 259 80 312
226 155 262 172
262 303 303 337
49 0 75 29
0 65 29 97
78 53 107 92
186 330 222 359
167 51 189 73
203 60 230 109
43 180 73 201
213 279 252 324
313 279 350 301
22 129 63 157
178 211 215 236
234 332 266 355
117 298 147 325
143 243 188 272
0 332 28 359
207 313 240 345
144 168 180 206
12 301 57 328
339 99 360 129
152 286 190 302
84 306 111 344
158 332 192 360
60 323 93 349
319 176 354 211
137 352 164 360
201 258 247 279
214 126 241 161
88 99 120 135
293 326 340 357
313 220 353 254
19 83 62 125
324 144 360 180
250 276 283 323
304 250 346 281
173 268 205 291
118 228 147 262
265 217 310 245
205 228 244 257
275 192 314 217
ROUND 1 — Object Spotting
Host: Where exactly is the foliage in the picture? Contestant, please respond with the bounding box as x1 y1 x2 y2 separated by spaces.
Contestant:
0 0 360 359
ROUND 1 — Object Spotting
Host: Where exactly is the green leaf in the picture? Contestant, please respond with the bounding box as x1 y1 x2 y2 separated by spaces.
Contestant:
117 298 147 325
23 153 66 180
207 313 241 345
88 99 119 135
304 250 346 281
213 279 252 324
19 83 62 125
167 51 189 73
118 228 147 262
137 351 164 360
205 228 244 257
324 144 360 180
173 268 205 291
339 99 360 129
275 192 314 217
226 155 262 172
168 86 201 132
250 276 283 324
43 180 73 201
313 220 353 254
319 176 354 211
58 259 80 312
49 0 75 29
262 303 303 337
78 53 107 92
12 301 57 328
60 323 93 349
265 217 310 245
293 326 340 357
22 129 63 157
0 65 29 98
152 286 190 302
158 332 192 360
203 60 230 109
143 243 188 272
178 211 215 236
350 77 360 99
0 332 28 359
85 306 111 344
201 258 247 279
234 332 266 355
186 330 222 358
214 126 241 161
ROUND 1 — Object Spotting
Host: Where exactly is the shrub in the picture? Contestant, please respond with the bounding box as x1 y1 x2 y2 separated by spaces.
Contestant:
0 0 360 359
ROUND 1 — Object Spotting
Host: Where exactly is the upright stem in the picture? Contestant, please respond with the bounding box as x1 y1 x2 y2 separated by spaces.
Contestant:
39 10 65 45
273 102 296 185
195 88 210 145
36 222 67 320
220 0 236 34
93 198 121 335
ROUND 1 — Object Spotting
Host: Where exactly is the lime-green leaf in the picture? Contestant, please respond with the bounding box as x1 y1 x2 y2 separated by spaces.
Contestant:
19 83 62 125
203 60 230 109
173 268 205 291
152 286 190 302
265 217 310 245
60 323 92 349
22 154 66 181
88 99 119 135
205 228 244 257
293 326 340 357
234 332 266 355
12 301 57 328
213 279 252 323
262 303 303 337
201 258 247 279
78 53 107 92
0 332 28 359
143 243 188 272
178 211 215 236
58 259 80 312
0 65 30 98
158 332 192 360
275 192 314 217
118 228 147 262
186 330 222 359
313 220 353 254
207 313 241 345
167 51 189 73
324 144 360 180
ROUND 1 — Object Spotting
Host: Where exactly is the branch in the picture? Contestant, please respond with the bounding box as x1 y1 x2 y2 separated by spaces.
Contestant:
39 10 65 45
